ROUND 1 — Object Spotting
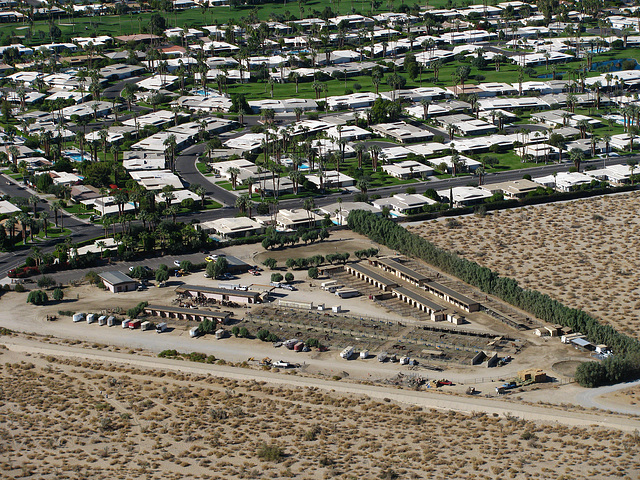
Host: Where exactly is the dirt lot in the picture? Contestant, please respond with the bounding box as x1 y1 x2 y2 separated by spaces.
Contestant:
406 192 640 338
2 345 640 480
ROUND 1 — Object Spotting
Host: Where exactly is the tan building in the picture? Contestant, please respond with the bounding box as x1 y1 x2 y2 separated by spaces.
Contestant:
481 179 541 199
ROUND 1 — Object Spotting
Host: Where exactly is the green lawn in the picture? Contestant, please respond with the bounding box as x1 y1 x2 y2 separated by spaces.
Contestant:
483 151 539 172
63 203 92 216
36 226 72 239
0 0 451 41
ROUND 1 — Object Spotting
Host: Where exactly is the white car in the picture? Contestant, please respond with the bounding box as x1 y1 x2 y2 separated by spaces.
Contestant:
173 260 182 267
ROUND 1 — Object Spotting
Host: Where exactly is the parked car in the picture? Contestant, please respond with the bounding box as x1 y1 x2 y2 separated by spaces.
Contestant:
173 260 182 267
129 265 152 273
205 255 218 262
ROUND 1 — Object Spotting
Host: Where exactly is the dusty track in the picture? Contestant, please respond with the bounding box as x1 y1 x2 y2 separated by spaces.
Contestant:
5 336 640 432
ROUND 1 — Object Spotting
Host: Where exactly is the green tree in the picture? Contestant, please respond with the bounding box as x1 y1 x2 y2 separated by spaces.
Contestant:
263 258 277 269
271 273 283 283
308 267 319 279
212 257 229 278
52 288 64 301
285 272 294 283
155 269 170 284
27 290 48 305
575 361 607 388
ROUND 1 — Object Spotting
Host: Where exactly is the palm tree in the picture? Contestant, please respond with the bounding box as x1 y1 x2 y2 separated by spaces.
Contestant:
303 198 315 224
39 211 48 238
356 178 370 194
163 134 177 172
568 148 584 171
627 159 638 184
235 193 254 218
96 240 107 258
289 71 300 94
28 195 39 216
17 212 29 244
5 216 16 240
161 190 176 207
602 133 611 167
476 166 486 186
226 167 240 189
369 144 381 172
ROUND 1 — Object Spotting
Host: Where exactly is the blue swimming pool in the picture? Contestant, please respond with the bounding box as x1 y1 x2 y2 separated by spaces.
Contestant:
63 151 91 162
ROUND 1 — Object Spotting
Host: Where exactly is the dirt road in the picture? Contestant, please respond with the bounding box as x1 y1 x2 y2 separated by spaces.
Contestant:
5 336 640 432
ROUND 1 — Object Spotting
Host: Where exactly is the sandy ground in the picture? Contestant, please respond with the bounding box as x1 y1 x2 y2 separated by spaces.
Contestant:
406 192 640 338
2 337 640 480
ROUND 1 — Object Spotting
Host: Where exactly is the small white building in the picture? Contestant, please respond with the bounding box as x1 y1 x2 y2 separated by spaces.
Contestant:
198 217 264 238
436 186 492 207
306 170 355 189
532 171 594 192
382 160 434 179
372 193 435 216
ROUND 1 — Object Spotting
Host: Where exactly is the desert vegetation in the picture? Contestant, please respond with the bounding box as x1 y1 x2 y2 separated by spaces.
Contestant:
349 208 640 387
405 193 640 338
1 352 640 479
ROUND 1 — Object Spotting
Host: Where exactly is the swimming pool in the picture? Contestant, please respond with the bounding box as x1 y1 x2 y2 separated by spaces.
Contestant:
63 151 91 162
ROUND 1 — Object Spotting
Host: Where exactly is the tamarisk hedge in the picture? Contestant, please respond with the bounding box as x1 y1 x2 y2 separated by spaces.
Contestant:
347 210 640 387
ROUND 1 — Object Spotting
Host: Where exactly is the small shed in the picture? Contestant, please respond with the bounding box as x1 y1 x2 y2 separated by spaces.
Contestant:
99 271 137 293
571 337 594 351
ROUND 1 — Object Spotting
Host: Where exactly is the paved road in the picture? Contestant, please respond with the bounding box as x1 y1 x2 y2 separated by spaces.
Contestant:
175 146 238 207
0 179 104 278
574 378 640 416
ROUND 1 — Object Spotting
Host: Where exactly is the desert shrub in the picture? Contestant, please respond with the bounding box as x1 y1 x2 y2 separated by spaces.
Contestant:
159 349 179 358
37 276 56 288
257 443 284 462
85 271 101 285
14 283 25 292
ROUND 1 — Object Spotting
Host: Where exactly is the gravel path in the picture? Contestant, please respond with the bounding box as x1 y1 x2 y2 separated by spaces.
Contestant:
5 336 640 432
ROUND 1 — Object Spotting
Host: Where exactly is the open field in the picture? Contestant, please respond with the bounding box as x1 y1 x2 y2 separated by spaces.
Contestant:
406 191 640 338
1 343 640 480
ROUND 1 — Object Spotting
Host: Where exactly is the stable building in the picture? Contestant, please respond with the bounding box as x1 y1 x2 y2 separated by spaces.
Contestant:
392 286 446 321
175 285 261 304
99 271 137 293
344 263 398 291
423 281 480 312
144 304 230 324
371 257 429 287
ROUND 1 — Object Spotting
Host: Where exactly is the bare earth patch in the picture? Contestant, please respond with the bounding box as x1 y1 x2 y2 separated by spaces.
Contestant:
1 348 640 480
406 192 640 338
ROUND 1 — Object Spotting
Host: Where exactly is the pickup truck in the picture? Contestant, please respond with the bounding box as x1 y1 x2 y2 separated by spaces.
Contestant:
273 360 292 368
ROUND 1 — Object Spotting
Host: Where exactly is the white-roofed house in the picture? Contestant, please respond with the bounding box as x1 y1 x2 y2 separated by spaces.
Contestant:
198 217 264 238
129 170 184 190
532 171 594 192
372 193 436 216
382 160 434 179
306 170 355 189
436 186 492 207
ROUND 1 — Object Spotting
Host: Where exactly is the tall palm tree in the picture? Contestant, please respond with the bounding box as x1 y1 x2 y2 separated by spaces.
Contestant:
28 195 39 216
568 148 584 171
39 211 48 238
